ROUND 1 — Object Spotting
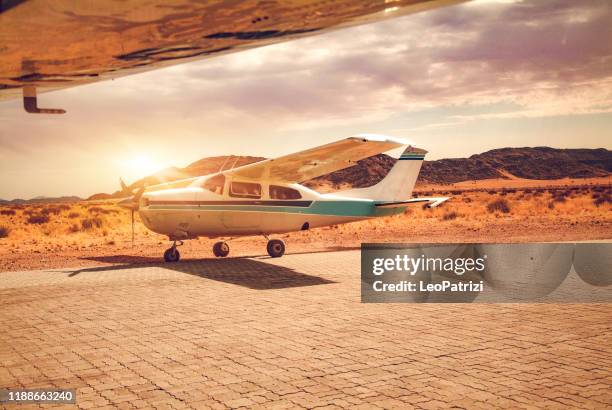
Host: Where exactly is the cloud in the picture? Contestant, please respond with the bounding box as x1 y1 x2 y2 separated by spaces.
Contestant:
126 0 611 131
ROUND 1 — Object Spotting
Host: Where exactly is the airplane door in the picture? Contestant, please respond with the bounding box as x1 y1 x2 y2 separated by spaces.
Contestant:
220 180 263 233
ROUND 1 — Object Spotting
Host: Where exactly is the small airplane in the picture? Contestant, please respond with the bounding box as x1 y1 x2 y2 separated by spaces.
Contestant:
118 135 448 262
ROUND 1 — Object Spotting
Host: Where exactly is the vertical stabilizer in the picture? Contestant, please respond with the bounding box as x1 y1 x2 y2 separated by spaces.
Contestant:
335 146 427 201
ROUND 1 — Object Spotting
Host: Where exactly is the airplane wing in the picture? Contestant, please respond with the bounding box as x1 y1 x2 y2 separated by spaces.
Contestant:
225 135 407 183
0 0 465 111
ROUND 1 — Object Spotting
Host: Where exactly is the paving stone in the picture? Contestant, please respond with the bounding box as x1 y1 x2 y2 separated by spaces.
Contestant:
0 251 610 408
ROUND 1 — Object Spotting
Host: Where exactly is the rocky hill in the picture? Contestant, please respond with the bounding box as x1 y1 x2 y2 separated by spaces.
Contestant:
420 147 612 184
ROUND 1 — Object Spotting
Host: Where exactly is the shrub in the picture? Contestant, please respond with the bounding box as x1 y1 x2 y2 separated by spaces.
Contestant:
594 195 611 207
0 209 16 216
0 225 10 238
27 214 50 224
81 217 105 230
443 211 459 221
88 206 105 214
41 206 62 215
68 212 80 218
487 199 511 214
553 195 567 203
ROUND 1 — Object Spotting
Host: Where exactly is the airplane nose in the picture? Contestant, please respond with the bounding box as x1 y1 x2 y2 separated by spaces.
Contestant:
118 197 137 210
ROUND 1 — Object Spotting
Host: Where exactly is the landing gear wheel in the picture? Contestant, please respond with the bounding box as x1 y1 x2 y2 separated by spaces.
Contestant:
164 247 180 262
267 239 285 258
213 241 230 257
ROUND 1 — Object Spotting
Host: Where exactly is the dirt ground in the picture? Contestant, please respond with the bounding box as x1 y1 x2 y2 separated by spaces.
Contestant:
0 181 610 272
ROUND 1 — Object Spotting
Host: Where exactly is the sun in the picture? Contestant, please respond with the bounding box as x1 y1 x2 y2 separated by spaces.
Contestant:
118 154 162 181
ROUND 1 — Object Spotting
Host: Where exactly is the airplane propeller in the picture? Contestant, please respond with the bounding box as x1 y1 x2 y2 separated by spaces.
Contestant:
117 179 146 245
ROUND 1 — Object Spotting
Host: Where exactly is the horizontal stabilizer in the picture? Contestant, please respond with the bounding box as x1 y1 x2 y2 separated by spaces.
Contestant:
375 197 449 209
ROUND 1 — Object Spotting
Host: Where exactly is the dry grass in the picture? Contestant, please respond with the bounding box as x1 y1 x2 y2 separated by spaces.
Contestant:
0 183 610 272
88 206 118 215
0 203 132 246
406 185 611 233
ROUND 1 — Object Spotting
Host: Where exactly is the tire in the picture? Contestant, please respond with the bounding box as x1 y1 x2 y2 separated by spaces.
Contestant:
213 241 230 257
267 239 285 258
163 247 180 262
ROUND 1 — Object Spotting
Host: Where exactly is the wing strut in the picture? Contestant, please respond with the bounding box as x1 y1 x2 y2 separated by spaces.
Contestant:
23 86 66 114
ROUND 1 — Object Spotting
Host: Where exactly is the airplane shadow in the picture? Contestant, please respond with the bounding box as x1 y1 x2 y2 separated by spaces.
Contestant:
57 255 336 290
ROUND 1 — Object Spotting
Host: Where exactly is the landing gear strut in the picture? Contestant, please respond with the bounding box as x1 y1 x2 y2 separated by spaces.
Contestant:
213 241 230 257
163 240 182 262
267 239 285 258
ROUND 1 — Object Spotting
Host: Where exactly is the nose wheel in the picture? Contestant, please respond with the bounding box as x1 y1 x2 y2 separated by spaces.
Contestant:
163 241 182 262
267 239 285 258
213 241 230 257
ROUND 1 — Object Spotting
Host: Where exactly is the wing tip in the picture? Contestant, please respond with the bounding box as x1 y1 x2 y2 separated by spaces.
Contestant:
351 133 412 146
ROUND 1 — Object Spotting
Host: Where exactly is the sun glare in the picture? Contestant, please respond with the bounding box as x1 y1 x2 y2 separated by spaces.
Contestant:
118 154 162 181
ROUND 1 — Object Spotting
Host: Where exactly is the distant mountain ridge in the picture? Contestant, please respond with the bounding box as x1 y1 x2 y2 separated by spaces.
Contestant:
420 147 612 184
0 196 82 205
3 147 607 202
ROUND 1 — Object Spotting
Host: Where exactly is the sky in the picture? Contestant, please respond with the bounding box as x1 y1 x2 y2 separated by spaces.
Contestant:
1 0 611 199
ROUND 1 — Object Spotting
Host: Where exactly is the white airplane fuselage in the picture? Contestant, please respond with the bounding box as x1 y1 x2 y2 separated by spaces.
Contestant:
138 181 403 240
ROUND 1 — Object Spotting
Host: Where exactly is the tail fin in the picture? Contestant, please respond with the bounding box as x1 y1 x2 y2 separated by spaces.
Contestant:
337 146 427 201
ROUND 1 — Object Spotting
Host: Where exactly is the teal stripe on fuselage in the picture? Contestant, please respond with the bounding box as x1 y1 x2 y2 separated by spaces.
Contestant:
146 200 404 217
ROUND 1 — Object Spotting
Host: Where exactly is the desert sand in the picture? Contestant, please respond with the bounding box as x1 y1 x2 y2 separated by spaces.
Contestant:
0 181 610 272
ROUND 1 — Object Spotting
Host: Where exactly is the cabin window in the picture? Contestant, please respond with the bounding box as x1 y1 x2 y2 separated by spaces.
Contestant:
269 185 302 200
202 174 225 195
230 181 261 199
